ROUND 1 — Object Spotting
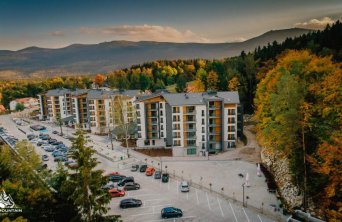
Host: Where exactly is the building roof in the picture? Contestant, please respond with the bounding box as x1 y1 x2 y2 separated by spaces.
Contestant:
157 91 240 106
114 90 141 98
46 88 71 97
11 97 37 103
71 89 90 96
87 89 115 100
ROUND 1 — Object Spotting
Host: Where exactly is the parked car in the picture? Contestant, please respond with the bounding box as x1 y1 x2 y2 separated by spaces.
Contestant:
120 198 142 208
104 171 120 177
52 150 65 157
102 183 116 190
27 134 36 140
161 207 183 219
154 171 162 179
180 181 190 192
37 141 48 146
122 182 140 191
64 160 79 169
139 165 147 172
41 135 50 140
52 130 58 134
145 167 155 176
108 174 126 182
162 173 169 183
117 177 134 187
44 146 55 152
131 164 139 172
54 156 68 162
108 188 125 197
42 154 49 161
48 139 57 144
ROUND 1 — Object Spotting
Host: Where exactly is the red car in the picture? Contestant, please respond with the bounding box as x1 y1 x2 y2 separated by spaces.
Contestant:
108 188 125 197
104 171 120 177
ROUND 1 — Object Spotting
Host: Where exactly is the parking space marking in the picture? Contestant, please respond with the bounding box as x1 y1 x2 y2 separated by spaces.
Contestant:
195 188 199 205
217 197 224 217
130 212 157 217
257 214 263 222
206 192 211 210
229 202 238 222
242 207 251 222
142 216 196 222
144 198 165 202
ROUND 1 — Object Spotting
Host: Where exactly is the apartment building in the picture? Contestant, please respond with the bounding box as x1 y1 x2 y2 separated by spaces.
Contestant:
136 91 242 156
41 89 73 122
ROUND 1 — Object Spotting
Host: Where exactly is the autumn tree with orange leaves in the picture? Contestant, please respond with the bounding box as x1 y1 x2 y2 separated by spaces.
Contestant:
93 74 105 88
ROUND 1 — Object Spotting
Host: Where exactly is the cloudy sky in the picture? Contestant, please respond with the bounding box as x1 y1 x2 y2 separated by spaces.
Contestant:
0 0 341 50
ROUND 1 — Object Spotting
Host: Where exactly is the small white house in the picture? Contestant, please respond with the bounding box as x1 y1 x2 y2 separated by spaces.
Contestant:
9 97 39 111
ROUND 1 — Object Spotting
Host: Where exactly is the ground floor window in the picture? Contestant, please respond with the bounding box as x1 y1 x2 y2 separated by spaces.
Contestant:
187 147 196 155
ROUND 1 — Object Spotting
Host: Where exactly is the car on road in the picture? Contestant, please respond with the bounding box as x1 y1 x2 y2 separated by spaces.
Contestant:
180 181 190 192
162 173 169 183
108 188 125 197
154 171 162 179
108 174 126 182
117 176 134 187
52 130 58 134
54 156 68 162
161 207 183 219
120 198 142 208
145 167 155 176
131 164 139 172
122 182 140 191
42 154 49 161
139 165 147 172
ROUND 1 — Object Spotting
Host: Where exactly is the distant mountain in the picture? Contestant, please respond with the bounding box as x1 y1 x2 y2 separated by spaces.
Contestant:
0 28 311 79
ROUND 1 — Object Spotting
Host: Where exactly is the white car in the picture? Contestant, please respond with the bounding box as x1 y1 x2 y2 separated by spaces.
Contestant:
180 181 190 192
31 138 39 143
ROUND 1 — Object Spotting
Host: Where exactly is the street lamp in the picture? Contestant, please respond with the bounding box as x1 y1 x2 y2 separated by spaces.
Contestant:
165 165 168 173
151 160 154 167
242 183 246 207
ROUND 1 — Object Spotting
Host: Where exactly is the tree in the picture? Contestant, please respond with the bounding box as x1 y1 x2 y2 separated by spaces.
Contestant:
54 115 63 136
68 129 110 221
15 103 25 111
228 76 240 91
94 74 105 88
175 75 187 93
206 71 219 90
112 95 137 148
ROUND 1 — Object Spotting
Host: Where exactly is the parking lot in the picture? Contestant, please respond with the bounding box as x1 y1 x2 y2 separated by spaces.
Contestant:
0 115 279 221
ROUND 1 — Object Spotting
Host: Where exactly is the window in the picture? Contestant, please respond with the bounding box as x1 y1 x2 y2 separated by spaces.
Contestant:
144 140 150 146
160 103 163 108
202 119 205 125
202 127 205 133
228 109 235 115
161 125 164 130
173 132 181 138
160 118 163 123
228 117 235 124
187 148 196 155
202 135 205 141
161 132 164 137
173 140 181 146
138 133 141 138
160 110 163 116
173 106 180 113
173 115 180 122
152 140 155 145
173 124 180 130
228 134 235 140
201 110 205 116
228 125 235 132
202 144 205 149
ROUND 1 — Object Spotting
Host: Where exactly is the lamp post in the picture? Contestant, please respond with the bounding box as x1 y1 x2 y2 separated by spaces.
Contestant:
242 183 245 207
151 160 154 167
165 165 168 173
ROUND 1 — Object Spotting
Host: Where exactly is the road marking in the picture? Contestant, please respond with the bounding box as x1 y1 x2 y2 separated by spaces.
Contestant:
229 202 238 222
242 207 250 222
257 214 263 222
195 188 199 204
130 193 156 198
144 198 165 202
206 192 211 210
141 216 196 222
130 212 157 217
140 204 173 210
217 197 224 217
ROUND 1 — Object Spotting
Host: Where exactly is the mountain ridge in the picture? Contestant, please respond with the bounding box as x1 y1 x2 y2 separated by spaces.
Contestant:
0 28 312 79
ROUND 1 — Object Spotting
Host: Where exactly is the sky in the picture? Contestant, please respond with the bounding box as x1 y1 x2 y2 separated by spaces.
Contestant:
0 0 341 50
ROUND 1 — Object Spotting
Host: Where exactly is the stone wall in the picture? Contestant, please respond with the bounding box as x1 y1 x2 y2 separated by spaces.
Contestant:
261 146 302 209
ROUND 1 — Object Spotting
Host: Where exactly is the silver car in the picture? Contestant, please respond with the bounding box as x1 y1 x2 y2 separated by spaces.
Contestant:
180 181 189 192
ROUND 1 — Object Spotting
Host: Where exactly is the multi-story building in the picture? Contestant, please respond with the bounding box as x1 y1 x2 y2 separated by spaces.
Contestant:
37 93 48 120
71 89 90 130
136 91 242 156
45 89 73 122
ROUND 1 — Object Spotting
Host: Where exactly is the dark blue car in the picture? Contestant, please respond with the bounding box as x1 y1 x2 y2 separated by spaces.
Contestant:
161 207 183 219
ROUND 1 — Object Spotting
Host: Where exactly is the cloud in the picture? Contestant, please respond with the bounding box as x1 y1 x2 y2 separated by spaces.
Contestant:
79 24 210 43
294 16 340 30
50 31 65 37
